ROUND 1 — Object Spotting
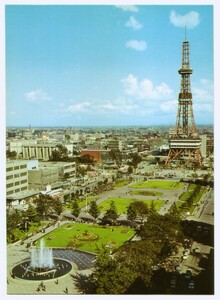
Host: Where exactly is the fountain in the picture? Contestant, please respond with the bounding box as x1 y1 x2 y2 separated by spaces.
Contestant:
11 239 72 281
30 239 54 272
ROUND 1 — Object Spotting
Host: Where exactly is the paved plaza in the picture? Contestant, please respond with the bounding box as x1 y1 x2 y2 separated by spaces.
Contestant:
7 221 95 295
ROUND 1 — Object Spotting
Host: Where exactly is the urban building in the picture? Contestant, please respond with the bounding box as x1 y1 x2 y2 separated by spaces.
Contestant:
22 142 73 160
6 160 28 196
6 160 39 207
80 150 112 163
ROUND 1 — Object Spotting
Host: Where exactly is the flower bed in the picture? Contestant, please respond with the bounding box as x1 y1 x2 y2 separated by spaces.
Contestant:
75 232 98 241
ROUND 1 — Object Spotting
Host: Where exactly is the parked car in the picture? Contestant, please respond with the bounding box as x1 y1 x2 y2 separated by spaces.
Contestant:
185 269 192 280
194 246 201 254
170 275 177 289
183 248 190 255
175 264 182 272
182 254 189 260
188 280 195 289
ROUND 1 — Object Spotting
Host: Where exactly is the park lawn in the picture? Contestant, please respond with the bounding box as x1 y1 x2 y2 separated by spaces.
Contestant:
98 197 166 214
115 180 131 187
78 197 97 209
131 180 184 190
129 190 163 197
179 184 205 203
38 223 135 254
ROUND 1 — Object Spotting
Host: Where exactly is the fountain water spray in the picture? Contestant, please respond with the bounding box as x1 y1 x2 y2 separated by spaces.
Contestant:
30 239 54 270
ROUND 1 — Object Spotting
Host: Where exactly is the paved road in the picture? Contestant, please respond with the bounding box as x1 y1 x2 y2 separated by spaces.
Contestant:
186 190 214 225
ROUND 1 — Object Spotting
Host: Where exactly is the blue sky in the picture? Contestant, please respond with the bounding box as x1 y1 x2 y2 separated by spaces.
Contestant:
6 4 213 127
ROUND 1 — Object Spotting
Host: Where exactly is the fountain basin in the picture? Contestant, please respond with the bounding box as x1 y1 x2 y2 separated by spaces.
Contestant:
11 258 72 281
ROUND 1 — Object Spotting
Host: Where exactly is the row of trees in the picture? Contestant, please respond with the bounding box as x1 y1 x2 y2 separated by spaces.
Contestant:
71 197 157 225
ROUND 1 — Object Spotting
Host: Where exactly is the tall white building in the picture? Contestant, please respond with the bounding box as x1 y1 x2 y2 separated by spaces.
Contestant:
6 160 28 197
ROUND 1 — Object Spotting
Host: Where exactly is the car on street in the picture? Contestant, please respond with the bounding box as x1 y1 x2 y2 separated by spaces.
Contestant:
183 248 190 255
182 254 189 260
185 269 192 280
170 274 177 289
175 264 182 272
194 246 201 254
188 280 195 289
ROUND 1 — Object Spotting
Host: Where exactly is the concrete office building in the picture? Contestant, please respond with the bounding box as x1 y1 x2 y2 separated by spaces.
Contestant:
6 160 39 207
22 143 73 160
6 160 28 197
28 161 76 190
28 167 60 190
39 161 76 179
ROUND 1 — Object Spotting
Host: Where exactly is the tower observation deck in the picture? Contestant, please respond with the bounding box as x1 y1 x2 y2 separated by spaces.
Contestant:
166 40 202 165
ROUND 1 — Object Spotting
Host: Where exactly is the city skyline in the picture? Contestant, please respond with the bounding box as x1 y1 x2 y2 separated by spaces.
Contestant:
6 5 213 127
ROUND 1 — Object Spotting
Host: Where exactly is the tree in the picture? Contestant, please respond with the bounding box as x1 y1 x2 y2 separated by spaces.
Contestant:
109 149 123 168
90 246 135 294
127 201 148 222
50 144 69 161
24 204 38 222
72 199 80 217
127 165 133 174
65 134 71 142
78 154 95 165
127 203 137 221
149 200 157 216
103 201 118 223
7 209 22 242
89 200 100 219
169 202 180 218
53 198 63 215
6 150 17 159
128 152 142 169
137 213 182 246
34 194 53 216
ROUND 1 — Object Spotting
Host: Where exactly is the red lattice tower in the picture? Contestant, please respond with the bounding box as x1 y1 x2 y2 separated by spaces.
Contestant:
166 39 202 165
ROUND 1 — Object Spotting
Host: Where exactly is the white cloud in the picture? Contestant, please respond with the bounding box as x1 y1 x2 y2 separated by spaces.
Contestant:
125 16 142 30
126 40 147 51
25 89 51 103
193 78 213 102
115 5 139 13
170 10 200 29
121 74 173 100
160 100 177 113
67 102 91 113
194 103 213 113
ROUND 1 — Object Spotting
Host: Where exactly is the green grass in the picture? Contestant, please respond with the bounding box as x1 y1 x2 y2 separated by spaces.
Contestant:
130 180 184 190
115 180 131 187
129 190 163 197
176 185 205 215
98 197 165 214
78 197 97 209
37 223 135 253
10 221 50 243
179 184 204 203
64 197 97 211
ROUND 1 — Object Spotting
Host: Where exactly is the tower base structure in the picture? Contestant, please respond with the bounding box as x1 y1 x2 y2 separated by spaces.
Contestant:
165 137 202 166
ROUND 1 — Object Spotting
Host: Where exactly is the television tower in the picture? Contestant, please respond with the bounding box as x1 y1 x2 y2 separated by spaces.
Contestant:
166 38 202 165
